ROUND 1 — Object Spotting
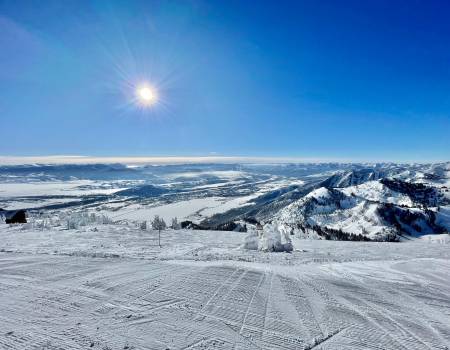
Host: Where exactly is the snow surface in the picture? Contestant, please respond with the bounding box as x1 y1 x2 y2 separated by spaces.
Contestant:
341 180 414 206
169 170 247 179
0 180 127 197
98 178 305 223
106 197 225 223
0 222 449 349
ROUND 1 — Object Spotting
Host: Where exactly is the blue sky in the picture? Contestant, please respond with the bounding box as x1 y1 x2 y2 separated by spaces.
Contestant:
0 0 449 161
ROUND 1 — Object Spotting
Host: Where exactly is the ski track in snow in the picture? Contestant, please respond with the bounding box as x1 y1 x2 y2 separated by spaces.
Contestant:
0 228 450 349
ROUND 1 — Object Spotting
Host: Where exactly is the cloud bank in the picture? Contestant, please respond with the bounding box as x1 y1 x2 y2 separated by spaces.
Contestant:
0 155 356 166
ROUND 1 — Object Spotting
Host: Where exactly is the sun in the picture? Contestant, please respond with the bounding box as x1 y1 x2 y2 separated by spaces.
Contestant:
136 84 158 107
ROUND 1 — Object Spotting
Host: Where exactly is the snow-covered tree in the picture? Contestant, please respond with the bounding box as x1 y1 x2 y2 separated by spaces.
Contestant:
139 221 147 231
152 215 166 231
242 231 259 250
171 217 181 230
151 215 166 247
63 211 113 230
260 223 293 252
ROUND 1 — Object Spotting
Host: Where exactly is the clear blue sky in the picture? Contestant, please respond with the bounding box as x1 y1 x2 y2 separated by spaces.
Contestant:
1 0 449 161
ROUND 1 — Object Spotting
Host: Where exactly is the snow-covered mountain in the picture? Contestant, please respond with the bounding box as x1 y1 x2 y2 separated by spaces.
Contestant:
273 177 449 241
319 169 390 188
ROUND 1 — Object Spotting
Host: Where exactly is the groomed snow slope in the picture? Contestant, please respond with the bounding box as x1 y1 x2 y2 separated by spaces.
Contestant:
0 224 450 349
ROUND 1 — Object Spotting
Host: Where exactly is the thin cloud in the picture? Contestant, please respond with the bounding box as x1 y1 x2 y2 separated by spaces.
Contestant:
0 155 358 165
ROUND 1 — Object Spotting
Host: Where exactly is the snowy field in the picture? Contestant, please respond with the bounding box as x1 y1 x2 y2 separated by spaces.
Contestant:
1 224 450 349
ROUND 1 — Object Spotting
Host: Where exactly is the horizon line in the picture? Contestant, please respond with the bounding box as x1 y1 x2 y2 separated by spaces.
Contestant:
0 155 448 166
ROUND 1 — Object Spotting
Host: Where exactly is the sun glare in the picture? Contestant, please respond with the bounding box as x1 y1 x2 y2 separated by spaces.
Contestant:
136 84 158 107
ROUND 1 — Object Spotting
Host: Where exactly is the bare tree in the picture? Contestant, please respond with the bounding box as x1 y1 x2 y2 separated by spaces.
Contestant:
151 215 166 247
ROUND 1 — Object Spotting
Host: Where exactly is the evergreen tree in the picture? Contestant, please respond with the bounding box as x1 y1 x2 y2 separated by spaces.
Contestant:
152 215 166 247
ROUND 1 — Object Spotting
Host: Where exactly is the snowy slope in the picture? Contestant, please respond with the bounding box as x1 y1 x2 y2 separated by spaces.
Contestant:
274 181 449 240
340 180 414 206
0 222 450 350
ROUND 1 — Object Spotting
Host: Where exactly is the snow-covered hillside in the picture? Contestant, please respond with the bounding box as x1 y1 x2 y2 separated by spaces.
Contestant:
273 177 450 241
